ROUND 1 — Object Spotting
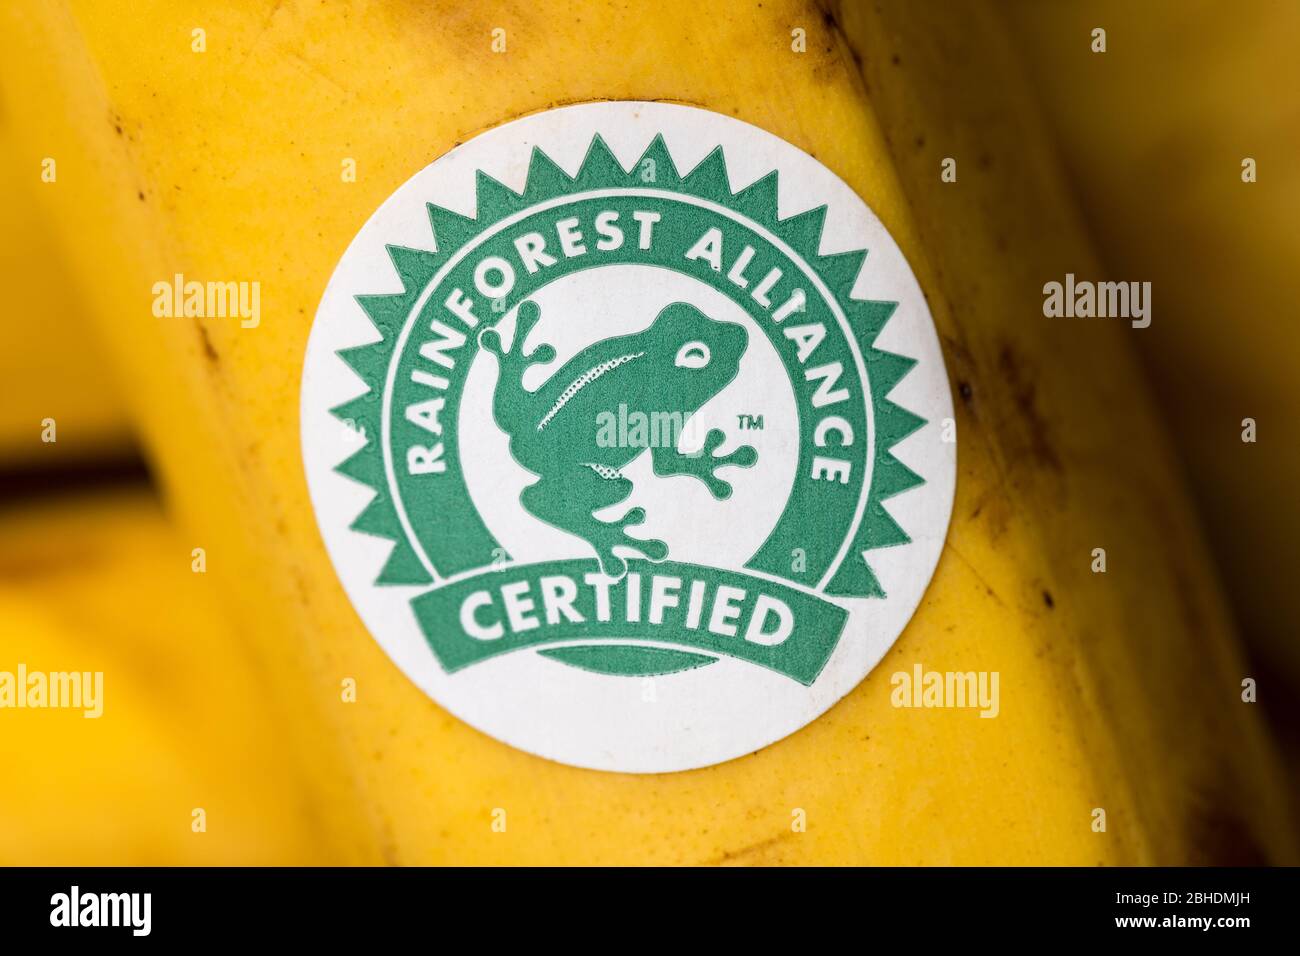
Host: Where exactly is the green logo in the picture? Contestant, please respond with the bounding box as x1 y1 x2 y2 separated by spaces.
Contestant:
331 134 925 685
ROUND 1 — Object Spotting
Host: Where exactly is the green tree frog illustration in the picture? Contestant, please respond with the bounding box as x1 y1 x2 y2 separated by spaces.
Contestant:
479 300 757 576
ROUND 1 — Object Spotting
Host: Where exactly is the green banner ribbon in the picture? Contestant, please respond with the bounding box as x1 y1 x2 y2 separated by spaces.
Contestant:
410 559 848 685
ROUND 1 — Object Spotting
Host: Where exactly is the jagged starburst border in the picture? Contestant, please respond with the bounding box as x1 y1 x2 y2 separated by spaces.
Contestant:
329 134 926 599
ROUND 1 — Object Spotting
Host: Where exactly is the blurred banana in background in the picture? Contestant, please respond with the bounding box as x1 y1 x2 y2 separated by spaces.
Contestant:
0 139 132 465
0 491 330 864
1004 0 1300 693
0 136 332 859
0 0 1292 865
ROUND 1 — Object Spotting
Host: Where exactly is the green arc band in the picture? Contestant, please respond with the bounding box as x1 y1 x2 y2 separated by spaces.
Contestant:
411 559 849 685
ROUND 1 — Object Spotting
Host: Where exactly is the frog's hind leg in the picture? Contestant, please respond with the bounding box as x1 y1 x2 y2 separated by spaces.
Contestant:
520 464 668 578
581 465 670 571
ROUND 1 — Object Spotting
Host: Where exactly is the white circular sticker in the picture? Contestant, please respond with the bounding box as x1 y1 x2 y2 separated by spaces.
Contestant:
302 102 955 773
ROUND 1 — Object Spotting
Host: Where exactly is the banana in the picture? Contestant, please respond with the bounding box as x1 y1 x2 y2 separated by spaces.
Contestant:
0 135 132 465
0 0 1291 864
0 489 330 864
1002 0 1300 689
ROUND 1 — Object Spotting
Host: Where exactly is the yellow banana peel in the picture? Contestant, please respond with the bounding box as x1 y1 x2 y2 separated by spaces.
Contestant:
0 138 132 465
0 0 1291 864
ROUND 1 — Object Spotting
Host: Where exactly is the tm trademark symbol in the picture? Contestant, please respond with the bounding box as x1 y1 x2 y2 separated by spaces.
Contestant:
737 414 765 431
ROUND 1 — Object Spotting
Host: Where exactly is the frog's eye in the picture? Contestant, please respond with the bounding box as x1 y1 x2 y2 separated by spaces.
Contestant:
675 342 711 369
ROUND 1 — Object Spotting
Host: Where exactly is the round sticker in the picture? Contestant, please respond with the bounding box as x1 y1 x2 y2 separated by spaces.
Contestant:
302 102 955 773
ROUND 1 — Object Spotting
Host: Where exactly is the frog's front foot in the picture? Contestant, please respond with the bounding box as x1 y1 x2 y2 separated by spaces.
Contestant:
652 427 757 499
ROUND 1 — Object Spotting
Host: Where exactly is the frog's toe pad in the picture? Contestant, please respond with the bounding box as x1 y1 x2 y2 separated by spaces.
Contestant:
725 444 758 468
634 537 669 561
478 327 506 356
702 428 728 455
516 299 542 328
621 506 648 527
595 548 629 579
704 475 735 500
526 343 557 365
